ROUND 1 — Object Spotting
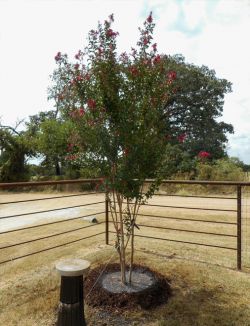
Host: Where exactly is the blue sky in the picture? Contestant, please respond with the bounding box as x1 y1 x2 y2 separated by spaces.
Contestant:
0 0 250 162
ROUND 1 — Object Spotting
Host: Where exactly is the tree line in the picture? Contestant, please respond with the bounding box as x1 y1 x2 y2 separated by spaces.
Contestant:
0 45 248 182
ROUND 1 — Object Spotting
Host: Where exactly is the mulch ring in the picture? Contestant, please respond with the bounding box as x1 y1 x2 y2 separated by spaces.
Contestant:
84 263 171 312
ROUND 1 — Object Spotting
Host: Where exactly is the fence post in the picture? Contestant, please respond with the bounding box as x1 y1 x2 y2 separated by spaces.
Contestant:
105 192 109 245
237 185 242 270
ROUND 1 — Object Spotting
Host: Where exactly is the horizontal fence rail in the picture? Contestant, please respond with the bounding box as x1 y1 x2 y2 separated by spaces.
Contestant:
0 192 105 205
105 180 250 270
0 201 105 220
0 232 105 265
0 212 105 235
0 179 105 265
134 213 237 225
129 223 236 238
1 178 250 270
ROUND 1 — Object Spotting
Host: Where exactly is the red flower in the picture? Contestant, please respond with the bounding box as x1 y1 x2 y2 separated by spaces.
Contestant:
67 143 74 151
55 52 62 61
76 75 83 82
143 59 151 66
177 133 187 143
66 154 77 161
84 73 91 81
198 151 211 159
75 50 81 60
153 54 161 64
167 71 177 81
79 107 85 116
106 28 118 38
74 63 80 70
98 47 104 55
87 98 96 109
143 38 149 45
152 43 157 52
147 12 153 23
123 148 129 157
129 66 139 76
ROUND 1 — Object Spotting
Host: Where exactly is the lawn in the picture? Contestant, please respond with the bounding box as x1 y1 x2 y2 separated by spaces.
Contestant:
1 191 250 325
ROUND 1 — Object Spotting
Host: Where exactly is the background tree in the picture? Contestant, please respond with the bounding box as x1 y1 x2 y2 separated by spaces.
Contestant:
25 111 74 176
0 123 33 182
164 54 233 160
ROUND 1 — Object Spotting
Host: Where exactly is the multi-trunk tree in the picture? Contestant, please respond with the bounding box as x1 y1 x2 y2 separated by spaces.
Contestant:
48 13 234 283
49 13 179 283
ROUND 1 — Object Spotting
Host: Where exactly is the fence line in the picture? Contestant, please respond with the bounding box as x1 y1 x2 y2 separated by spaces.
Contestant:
1 179 250 270
105 180 250 270
0 179 105 265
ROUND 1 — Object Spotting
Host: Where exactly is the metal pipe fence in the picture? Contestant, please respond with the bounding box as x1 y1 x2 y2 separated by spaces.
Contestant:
1 178 250 270
105 179 250 270
0 178 105 265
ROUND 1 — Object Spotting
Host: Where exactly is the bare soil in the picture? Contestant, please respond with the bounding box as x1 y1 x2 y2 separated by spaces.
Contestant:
85 263 171 311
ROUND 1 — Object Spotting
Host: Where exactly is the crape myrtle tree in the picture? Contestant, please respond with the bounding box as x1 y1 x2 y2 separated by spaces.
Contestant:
49 13 179 284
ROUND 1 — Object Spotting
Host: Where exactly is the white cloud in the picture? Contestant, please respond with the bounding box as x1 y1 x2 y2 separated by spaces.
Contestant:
147 0 250 162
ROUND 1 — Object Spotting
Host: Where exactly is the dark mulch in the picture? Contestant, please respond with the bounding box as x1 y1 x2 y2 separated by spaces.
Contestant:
84 263 171 312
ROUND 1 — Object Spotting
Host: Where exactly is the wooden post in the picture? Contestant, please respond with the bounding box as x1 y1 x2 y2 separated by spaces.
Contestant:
237 186 242 270
56 259 90 326
105 192 109 245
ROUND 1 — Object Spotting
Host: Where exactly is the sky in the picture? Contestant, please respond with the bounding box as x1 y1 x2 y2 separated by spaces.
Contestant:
0 0 250 162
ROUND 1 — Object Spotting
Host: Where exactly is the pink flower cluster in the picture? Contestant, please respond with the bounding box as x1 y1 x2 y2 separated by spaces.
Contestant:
167 71 177 81
153 54 161 64
66 154 78 161
75 50 82 60
87 98 96 109
147 13 153 23
55 52 62 61
178 134 187 143
143 37 149 45
106 28 119 38
129 66 139 77
70 108 85 118
70 73 91 86
152 43 157 52
198 151 211 159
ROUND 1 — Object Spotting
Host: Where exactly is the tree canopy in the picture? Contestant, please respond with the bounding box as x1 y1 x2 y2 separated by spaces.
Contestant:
0 124 33 181
162 54 233 160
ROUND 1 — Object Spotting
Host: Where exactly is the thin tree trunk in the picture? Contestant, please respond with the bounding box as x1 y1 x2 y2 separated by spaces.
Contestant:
128 226 134 284
117 192 126 284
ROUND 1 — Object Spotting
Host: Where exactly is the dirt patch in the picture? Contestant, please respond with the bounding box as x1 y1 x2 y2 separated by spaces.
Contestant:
85 263 171 311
